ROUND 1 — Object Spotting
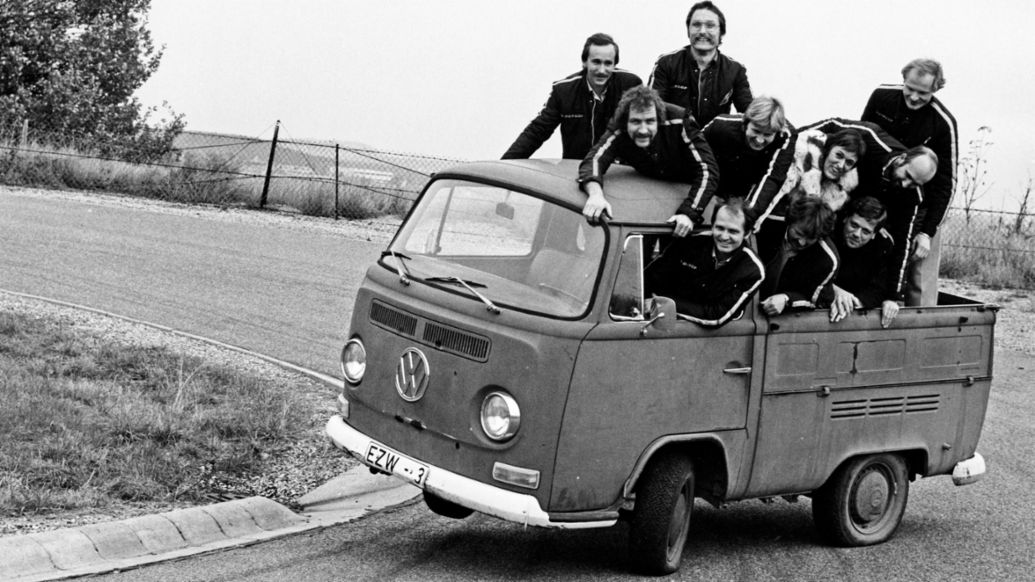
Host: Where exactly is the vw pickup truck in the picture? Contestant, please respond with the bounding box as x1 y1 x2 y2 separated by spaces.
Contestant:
326 159 994 575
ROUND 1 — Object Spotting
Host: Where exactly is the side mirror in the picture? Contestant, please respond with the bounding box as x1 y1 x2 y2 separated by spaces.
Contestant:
495 202 515 220
641 296 677 336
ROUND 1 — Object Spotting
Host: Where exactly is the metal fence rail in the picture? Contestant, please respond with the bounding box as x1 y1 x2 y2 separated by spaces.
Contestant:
1 123 462 219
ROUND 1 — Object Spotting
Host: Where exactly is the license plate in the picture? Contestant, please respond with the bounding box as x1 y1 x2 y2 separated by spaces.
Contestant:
364 442 429 487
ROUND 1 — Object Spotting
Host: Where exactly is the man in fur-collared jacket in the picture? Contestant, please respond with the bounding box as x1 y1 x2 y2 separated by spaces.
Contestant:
503 33 642 160
648 1 752 127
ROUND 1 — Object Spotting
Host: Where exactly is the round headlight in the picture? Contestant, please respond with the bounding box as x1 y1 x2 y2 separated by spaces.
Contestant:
480 391 521 441
341 339 366 384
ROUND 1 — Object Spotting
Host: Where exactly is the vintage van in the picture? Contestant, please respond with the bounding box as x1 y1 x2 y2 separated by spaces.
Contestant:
325 160 994 575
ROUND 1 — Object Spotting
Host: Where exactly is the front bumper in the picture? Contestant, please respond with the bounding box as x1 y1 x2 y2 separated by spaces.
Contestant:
325 415 616 529
952 452 986 486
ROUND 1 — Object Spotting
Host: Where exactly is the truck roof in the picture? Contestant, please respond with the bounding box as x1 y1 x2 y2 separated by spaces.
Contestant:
434 159 692 225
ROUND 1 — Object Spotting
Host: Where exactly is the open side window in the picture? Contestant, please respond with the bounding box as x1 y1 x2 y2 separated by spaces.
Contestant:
609 234 646 320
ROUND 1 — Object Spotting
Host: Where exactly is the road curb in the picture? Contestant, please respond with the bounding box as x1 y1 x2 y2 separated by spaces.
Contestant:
0 467 419 581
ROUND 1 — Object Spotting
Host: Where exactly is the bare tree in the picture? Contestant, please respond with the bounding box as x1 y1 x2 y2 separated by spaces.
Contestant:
955 126 994 224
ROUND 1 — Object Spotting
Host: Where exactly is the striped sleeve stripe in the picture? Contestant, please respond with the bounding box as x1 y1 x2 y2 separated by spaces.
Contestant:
682 127 710 209
810 240 840 304
591 132 619 179
802 118 896 154
678 249 766 327
647 49 682 86
893 206 920 294
930 99 959 192
748 130 794 208
552 76 581 87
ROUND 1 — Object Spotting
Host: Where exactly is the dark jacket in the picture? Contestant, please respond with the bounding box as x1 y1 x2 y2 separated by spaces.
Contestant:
818 227 895 309
645 232 764 327
503 69 643 160
760 238 840 309
577 104 719 225
648 48 752 127
703 114 793 201
862 85 958 238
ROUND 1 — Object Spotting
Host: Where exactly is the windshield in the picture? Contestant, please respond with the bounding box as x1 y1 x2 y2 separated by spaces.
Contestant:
387 179 606 318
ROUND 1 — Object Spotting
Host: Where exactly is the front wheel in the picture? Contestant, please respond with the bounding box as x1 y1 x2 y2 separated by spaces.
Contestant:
628 453 695 575
812 453 909 546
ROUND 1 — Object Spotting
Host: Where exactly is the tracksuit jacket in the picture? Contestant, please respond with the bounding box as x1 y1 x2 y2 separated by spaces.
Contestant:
577 104 719 225
818 228 895 309
760 238 840 310
648 48 752 127
862 86 958 238
702 114 794 202
502 69 643 160
645 232 765 327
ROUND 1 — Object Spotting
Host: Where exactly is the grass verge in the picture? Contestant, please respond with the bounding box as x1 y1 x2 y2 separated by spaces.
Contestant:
0 308 336 519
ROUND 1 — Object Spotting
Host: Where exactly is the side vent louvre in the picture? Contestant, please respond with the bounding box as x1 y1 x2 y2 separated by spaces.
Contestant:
370 300 417 336
831 394 940 420
423 322 490 361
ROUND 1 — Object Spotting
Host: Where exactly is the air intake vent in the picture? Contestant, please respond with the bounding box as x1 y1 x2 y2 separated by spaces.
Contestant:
370 300 418 336
831 394 940 419
423 322 490 361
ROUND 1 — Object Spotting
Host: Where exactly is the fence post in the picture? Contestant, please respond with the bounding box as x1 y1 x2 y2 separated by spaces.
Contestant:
259 120 280 209
334 144 340 220
20 119 29 147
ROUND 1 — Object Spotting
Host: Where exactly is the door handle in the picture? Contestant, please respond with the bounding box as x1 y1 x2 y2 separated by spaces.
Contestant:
723 366 752 375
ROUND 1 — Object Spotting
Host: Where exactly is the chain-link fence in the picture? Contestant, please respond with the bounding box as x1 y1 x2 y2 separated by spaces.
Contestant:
939 207 1035 286
0 121 462 219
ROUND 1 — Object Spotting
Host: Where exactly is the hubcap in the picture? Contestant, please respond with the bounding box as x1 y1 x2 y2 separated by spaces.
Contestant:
851 467 892 526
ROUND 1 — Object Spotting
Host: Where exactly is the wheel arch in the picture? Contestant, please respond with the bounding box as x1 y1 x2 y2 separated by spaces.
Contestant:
818 447 929 490
623 435 730 505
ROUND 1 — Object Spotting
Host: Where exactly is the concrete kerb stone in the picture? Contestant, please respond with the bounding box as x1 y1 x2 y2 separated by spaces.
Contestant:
118 514 188 554
78 521 149 561
0 536 54 580
0 467 421 581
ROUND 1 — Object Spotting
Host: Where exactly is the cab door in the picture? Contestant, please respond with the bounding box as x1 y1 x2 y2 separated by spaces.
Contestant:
549 233 762 512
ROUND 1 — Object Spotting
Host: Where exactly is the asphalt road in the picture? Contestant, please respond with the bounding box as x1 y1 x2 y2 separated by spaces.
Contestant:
0 189 384 376
3 188 1032 580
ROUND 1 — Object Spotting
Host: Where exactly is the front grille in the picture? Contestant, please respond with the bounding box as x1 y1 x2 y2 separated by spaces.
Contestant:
370 300 418 336
423 322 490 361
831 394 940 419
368 300 491 361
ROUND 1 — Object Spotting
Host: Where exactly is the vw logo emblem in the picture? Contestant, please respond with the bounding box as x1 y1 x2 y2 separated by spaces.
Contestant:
395 348 430 402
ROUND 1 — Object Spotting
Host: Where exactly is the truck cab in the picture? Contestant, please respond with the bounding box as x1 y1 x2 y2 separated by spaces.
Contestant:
326 159 994 575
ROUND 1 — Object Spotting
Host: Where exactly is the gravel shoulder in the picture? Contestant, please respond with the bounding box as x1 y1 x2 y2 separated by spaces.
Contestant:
2 185 1032 537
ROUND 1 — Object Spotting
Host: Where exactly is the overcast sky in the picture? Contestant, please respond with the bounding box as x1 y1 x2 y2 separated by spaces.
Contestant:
136 0 1035 211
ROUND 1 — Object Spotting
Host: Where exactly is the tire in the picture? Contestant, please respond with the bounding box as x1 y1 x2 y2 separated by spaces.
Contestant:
812 453 909 546
628 453 695 575
423 490 474 519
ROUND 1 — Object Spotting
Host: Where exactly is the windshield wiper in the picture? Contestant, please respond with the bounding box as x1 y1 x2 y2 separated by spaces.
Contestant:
425 276 501 314
381 250 413 286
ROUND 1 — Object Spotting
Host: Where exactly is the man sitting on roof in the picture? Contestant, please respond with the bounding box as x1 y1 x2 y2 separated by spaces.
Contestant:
577 86 719 237
644 198 764 327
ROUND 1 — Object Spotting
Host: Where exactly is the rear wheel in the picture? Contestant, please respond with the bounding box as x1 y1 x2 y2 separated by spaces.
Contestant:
628 453 695 575
423 490 474 519
812 453 909 546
